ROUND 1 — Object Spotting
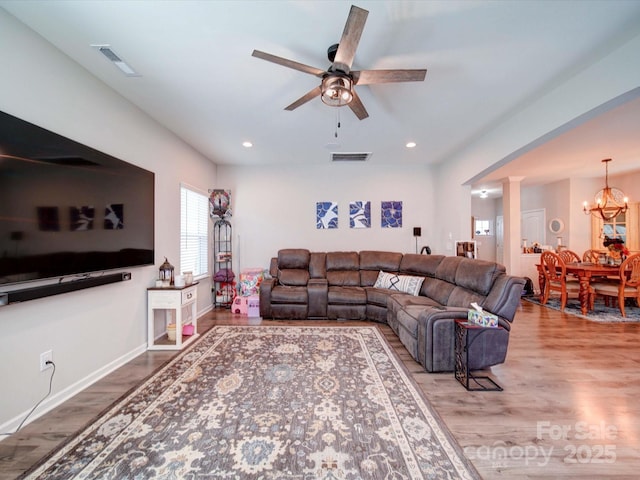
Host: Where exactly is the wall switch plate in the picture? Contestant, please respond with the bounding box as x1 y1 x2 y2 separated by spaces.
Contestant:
40 350 53 371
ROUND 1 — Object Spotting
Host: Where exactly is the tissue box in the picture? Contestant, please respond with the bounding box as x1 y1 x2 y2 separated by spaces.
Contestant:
467 309 499 328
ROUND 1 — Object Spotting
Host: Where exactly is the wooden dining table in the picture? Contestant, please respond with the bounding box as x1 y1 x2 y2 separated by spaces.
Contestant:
536 262 621 315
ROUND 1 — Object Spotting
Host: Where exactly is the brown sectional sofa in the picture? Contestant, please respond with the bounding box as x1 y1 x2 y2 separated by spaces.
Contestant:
260 249 525 373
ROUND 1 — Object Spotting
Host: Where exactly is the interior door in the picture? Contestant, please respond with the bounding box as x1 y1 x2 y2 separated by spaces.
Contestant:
522 209 546 248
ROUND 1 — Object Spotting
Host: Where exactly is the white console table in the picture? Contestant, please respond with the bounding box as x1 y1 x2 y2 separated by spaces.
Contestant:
147 283 198 350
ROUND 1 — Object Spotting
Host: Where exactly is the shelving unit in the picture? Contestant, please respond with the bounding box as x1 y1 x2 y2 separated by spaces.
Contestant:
213 218 234 307
147 283 198 350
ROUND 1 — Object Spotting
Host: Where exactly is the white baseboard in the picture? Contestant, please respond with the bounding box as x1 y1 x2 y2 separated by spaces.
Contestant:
0 343 147 440
1 306 213 441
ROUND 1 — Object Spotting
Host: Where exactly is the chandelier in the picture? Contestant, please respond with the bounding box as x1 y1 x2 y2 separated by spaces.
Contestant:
583 158 628 221
321 73 353 107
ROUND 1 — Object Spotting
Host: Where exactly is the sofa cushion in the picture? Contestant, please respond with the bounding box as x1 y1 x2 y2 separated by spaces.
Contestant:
365 287 399 307
454 257 504 296
328 286 366 304
445 286 485 309
421 278 455 305
388 292 441 311
434 256 463 284
326 251 359 270
327 270 360 286
279 269 310 286
326 251 360 286
399 254 445 277
359 251 403 286
395 305 429 338
271 285 308 304
277 249 311 286
278 249 310 269
373 271 424 296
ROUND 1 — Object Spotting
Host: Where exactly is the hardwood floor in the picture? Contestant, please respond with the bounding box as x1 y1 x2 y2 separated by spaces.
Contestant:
1 301 640 479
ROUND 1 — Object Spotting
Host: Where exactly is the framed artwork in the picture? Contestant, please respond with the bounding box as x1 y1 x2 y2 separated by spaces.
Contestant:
381 201 402 228
316 201 338 229
70 206 95 231
104 204 124 229
350 201 371 228
209 189 232 218
37 206 60 231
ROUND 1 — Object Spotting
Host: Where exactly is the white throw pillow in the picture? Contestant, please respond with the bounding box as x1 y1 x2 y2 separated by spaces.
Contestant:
373 270 424 296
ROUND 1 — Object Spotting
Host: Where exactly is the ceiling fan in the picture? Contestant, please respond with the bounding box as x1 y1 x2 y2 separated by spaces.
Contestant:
252 4 427 120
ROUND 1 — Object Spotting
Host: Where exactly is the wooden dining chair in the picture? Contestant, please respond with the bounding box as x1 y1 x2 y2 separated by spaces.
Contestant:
540 251 584 311
582 249 601 263
558 250 581 264
590 253 640 317
558 250 581 280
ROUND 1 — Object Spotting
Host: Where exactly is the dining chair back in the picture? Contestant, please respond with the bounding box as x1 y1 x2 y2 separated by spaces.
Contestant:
558 250 581 264
591 253 640 317
540 251 582 311
582 249 601 263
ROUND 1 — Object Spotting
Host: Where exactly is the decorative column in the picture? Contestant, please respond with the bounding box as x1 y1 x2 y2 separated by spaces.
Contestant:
502 176 523 276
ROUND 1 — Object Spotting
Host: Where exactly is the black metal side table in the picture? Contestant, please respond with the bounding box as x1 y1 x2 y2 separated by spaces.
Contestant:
454 319 503 391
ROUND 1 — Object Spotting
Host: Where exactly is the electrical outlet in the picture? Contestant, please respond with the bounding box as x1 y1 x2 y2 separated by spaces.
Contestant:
40 350 53 371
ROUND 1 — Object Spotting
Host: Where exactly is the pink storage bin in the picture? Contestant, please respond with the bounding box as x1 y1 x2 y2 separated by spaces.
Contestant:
182 324 195 336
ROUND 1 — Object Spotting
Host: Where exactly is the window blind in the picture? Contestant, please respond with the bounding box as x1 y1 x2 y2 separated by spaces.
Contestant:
180 185 209 277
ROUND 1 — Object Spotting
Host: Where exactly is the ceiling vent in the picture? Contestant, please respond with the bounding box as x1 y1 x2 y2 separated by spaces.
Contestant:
92 44 139 77
331 152 372 162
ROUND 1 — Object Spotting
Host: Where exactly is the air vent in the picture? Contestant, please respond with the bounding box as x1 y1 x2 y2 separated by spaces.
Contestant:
92 44 139 77
330 152 372 162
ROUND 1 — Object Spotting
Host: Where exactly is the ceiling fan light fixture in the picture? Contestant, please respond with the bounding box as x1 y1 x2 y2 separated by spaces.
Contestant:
321 74 353 107
583 158 629 221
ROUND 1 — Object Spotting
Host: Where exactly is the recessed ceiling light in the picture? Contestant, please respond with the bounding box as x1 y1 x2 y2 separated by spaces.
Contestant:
480 190 488 199
405 142 417 148
242 141 253 148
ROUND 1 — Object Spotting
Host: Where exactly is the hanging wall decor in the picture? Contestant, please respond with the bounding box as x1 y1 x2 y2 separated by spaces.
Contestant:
209 189 232 218
316 201 338 229
350 201 371 228
381 201 403 228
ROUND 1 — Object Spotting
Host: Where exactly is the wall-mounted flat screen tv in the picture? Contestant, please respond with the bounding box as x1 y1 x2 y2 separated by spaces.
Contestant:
0 110 154 287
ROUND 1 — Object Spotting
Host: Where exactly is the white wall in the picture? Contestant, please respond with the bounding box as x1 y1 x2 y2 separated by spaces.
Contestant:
434 31 640 274
0 10 216 431
217 162 437 271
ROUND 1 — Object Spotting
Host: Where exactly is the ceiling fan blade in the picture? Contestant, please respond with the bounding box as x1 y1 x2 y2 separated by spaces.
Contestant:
333 5 368 72
252 50 325 77
348 89 369 120
285 86 322 111
352 69 427 85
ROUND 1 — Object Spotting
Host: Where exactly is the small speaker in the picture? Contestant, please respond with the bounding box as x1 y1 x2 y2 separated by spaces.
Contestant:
413 227 422 237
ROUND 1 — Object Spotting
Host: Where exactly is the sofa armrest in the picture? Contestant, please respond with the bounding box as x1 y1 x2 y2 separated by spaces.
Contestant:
259 277 276 318
307 279 328 318
416 307 469 372
416 306 511 372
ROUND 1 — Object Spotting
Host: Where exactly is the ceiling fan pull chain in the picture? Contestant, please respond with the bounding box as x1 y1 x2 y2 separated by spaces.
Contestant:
334 110 341 138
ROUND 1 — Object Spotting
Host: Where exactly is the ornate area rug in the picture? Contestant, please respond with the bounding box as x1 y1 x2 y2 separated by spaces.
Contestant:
22 326 480 480
523 296 640 322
